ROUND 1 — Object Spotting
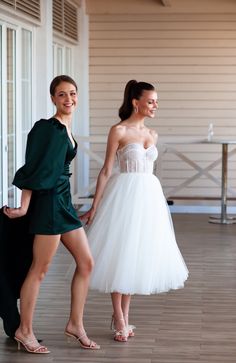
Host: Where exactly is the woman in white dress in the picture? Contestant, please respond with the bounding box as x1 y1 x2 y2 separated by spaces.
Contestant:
81 80 188 342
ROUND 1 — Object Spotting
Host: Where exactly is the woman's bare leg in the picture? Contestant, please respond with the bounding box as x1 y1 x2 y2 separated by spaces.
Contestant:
121 294 135 336
61 227 99 348
15 234 61 350
111 293 126 331
121 294 132 326
110 293 128 342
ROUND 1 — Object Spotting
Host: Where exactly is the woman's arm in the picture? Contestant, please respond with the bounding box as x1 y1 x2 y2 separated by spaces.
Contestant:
81 125 122 225
3 189 32 219
13 119 68 191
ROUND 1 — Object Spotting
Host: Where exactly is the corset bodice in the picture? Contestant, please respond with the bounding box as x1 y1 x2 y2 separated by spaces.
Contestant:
116 143 158 173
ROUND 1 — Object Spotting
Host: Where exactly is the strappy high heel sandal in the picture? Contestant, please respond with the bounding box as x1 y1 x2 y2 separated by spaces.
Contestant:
110 315 128 342
124 314 136 338
14 336 50 354
65 330 100 350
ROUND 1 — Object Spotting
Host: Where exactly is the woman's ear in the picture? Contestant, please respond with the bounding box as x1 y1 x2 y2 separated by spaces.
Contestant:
132 99 136 107
132 99 138 113
51 95 56 105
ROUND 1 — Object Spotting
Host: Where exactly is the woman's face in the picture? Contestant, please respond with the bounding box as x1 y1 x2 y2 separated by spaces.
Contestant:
135 90 158 118
51 81 78 116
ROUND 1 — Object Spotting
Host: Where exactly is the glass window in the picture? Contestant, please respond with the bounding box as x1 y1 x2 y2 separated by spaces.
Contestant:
7 27 16 207
0 26 2 206
21 29 32 157
65 47 72 74
57 46 63 75
0 23 33 207
52 42 73 116
53 42 72 76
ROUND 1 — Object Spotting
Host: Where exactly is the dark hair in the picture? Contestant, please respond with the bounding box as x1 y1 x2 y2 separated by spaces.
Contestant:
118 80 155 121
50 75 78 96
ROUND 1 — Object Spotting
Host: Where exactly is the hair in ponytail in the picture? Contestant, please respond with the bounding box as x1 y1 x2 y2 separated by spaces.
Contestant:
118 80 155 121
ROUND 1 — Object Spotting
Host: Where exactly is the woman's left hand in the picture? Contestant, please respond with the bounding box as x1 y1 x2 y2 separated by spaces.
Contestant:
80 207 96 226
3 206 27 219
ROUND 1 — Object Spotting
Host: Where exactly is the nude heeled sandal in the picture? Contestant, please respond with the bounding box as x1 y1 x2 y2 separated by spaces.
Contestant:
65 330 100 350
110 315 129 342
14 336 50 354
124 314 136 337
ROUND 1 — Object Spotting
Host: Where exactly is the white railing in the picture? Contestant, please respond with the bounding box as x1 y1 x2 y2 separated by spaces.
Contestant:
73 136 236 209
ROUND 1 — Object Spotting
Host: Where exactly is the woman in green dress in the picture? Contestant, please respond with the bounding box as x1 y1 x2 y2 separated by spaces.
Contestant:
3 75 100 353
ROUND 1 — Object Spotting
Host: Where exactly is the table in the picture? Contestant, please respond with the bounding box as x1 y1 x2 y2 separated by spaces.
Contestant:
158 137 236 224
202 139 236 224
75 136 236 223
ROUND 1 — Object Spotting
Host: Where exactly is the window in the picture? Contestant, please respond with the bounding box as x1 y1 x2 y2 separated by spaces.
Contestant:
21 29 32 159
0 23 33 206
0 26 2 205
53 43 72 76
52 42 73 117
6 27 16 206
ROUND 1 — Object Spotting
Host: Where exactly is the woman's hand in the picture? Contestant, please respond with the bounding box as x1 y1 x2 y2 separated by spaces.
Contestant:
80 207 96 226
3 206 27 219
3 189 32 219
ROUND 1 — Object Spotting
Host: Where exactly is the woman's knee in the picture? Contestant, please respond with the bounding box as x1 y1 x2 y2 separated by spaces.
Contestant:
78 256 94 277
30 262 51 282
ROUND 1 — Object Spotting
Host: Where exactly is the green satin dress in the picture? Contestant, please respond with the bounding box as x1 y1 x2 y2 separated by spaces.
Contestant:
13 118 82 235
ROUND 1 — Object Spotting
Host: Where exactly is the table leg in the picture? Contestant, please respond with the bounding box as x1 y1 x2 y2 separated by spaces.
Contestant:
209 143 236 224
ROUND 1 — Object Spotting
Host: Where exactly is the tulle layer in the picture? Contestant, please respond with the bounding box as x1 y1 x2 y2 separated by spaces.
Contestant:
86 173 189 295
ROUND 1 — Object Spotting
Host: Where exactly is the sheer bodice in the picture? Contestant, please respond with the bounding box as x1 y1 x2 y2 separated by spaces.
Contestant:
116 143 158 173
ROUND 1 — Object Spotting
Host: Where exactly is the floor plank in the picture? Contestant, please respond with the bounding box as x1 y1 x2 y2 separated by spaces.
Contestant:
1 213 236 362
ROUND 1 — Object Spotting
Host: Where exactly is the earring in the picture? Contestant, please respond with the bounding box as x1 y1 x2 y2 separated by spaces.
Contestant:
134 106 138 113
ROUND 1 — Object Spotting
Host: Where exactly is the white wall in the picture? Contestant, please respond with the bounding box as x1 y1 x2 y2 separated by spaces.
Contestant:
86 0 236 211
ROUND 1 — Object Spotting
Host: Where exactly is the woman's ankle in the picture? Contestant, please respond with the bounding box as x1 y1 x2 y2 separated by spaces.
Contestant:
15 326 34 338
65 321 84 334
113 315 126 331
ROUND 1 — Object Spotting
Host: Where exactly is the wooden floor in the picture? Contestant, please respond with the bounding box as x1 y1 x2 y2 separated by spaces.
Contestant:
1 214 236 363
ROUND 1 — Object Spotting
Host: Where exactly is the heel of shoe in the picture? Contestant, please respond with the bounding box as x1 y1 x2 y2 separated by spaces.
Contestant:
65 332 73 344
110 315 115 330
66 336 72 344
17 340 21 351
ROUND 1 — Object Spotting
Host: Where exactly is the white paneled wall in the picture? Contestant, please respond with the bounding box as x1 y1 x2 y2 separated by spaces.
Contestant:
88 8 236 202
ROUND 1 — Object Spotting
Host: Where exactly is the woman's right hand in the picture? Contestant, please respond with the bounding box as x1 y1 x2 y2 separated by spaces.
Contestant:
3 206 27 219
80 207 96 226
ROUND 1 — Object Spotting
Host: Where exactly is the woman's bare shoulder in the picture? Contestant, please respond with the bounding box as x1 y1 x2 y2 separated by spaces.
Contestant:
109 122 127 138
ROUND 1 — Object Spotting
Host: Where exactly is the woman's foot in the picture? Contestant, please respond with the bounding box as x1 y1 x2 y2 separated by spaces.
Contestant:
124 314 136 338
14 329 49 354
65 324 100 350
111 315 128 342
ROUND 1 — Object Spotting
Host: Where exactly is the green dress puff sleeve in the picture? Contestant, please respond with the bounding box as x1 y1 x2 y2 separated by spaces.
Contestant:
13 118 68 191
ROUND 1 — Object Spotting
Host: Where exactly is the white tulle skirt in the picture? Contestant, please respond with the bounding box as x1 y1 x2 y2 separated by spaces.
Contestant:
86 172 189 295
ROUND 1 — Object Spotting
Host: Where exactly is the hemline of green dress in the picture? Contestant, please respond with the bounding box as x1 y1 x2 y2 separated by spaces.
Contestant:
13 118 82 235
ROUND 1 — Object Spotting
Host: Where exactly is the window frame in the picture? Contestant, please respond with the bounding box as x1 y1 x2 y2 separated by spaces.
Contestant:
0 15 34 206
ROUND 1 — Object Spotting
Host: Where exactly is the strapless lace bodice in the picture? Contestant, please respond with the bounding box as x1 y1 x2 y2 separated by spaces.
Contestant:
116 143 158 173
